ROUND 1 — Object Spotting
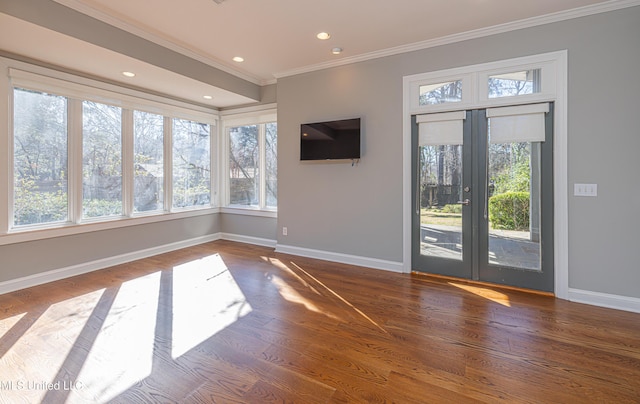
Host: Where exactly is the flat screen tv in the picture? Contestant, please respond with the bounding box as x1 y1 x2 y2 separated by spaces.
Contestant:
300 118 361 161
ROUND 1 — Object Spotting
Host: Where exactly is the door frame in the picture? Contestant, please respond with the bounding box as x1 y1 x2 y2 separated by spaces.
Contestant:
402 51 568 298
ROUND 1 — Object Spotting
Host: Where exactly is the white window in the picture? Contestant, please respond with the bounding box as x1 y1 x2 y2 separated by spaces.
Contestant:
133 110 164 213
4 63 217 243
13 88 69 227
82 100 123 219
223 110 277 212
172 118 212 209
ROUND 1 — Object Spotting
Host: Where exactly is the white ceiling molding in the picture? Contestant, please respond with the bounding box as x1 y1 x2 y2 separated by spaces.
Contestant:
274 0 640 79
52 0 264 85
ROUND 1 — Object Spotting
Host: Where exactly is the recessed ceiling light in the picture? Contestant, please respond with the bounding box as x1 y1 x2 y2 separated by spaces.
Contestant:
203 95 213 100
232 56 244 63
331 47 343 55
122 71 136 77
316 32 331 40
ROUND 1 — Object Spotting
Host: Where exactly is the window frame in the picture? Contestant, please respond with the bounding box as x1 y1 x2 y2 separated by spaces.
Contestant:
220 107 277 217
407 55 559 114
0 58 219 246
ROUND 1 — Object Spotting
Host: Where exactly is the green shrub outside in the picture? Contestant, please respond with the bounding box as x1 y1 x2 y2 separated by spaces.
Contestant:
489 191 530 230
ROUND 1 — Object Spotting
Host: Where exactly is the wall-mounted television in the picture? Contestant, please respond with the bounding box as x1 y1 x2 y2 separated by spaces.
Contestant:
300 118 361 161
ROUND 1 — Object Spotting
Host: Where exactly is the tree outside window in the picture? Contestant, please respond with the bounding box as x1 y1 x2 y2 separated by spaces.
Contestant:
228 122 277 209
172 118 211 208
82 101 123 218
13 88 68 226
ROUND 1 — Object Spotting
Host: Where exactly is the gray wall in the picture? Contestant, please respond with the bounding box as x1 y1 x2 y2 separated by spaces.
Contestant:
220 213 277 242
0 214 220 283
277 7 640 298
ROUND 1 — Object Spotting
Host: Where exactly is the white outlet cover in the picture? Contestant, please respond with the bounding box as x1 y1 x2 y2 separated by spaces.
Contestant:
574 183 597 197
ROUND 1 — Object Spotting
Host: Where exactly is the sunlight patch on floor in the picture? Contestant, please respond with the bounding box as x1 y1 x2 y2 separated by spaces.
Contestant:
270 274 340 320
71 272 160 403
172 253 252 358
263 256 321 295
273 259 388 334
448 282 512 307
0 312 26 342
0 289 104 403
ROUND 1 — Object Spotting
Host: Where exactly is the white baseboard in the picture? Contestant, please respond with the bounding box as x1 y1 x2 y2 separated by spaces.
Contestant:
568 288 640 314
4 233 638 315
0 233 222 295
220 233 277 248
275 243 405 273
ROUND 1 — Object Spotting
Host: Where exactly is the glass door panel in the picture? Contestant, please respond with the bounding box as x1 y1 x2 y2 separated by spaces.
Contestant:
412 113 472 280
419 144 464 261
487 141 541 271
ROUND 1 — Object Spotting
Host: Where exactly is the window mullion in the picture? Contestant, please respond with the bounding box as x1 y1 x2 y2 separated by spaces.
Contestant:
222 126 230 207
2 81 12 233
69 98 83 224
122 109 134 217
210 121 217 208
164 116 173 213
259 124 266 209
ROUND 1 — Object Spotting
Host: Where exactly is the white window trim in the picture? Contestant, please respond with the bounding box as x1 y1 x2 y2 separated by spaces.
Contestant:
220 106 277 214
1 56 220 246
402 50 568 299
407 52 561 115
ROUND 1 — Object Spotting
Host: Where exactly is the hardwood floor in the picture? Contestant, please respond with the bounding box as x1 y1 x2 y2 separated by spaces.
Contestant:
1 240 639 403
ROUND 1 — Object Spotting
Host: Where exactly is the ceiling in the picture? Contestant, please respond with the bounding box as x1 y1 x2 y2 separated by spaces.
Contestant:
0 0 629 108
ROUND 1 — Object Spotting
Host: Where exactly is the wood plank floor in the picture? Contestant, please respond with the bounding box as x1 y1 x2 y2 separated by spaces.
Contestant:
1 240 639 403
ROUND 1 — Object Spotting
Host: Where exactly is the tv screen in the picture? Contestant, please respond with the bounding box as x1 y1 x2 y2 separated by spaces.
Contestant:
300 118 361 161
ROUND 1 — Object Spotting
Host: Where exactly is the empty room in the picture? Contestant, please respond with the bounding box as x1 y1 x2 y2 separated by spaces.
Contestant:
0 0 639 402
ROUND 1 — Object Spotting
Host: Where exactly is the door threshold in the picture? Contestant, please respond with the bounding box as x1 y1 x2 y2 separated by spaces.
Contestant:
411 271 555 297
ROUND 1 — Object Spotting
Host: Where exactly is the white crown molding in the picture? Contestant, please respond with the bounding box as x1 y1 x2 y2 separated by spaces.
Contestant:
52 0 265 85
275 0 640 78
50 0 640 83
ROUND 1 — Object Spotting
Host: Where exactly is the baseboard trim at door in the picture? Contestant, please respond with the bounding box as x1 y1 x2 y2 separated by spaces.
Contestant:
0 233 222 295
412 271 555 297
568 288 640 314
275 244 404 273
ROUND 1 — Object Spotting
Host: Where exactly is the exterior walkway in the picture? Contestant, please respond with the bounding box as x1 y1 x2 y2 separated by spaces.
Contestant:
420 225 541 270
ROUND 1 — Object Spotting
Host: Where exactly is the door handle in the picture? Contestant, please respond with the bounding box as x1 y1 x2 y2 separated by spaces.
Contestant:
457 199 471 206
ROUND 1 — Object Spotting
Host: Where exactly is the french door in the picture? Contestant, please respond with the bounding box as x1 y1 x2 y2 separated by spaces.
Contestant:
411 104 554 292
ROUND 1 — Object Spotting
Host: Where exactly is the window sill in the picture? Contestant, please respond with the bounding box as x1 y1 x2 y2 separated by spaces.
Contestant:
0 207 220 247
221 206 277 218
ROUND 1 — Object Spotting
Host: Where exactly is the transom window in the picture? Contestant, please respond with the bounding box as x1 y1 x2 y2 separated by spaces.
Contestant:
407 53 559 113
488 69 541 98
419 80 462 105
